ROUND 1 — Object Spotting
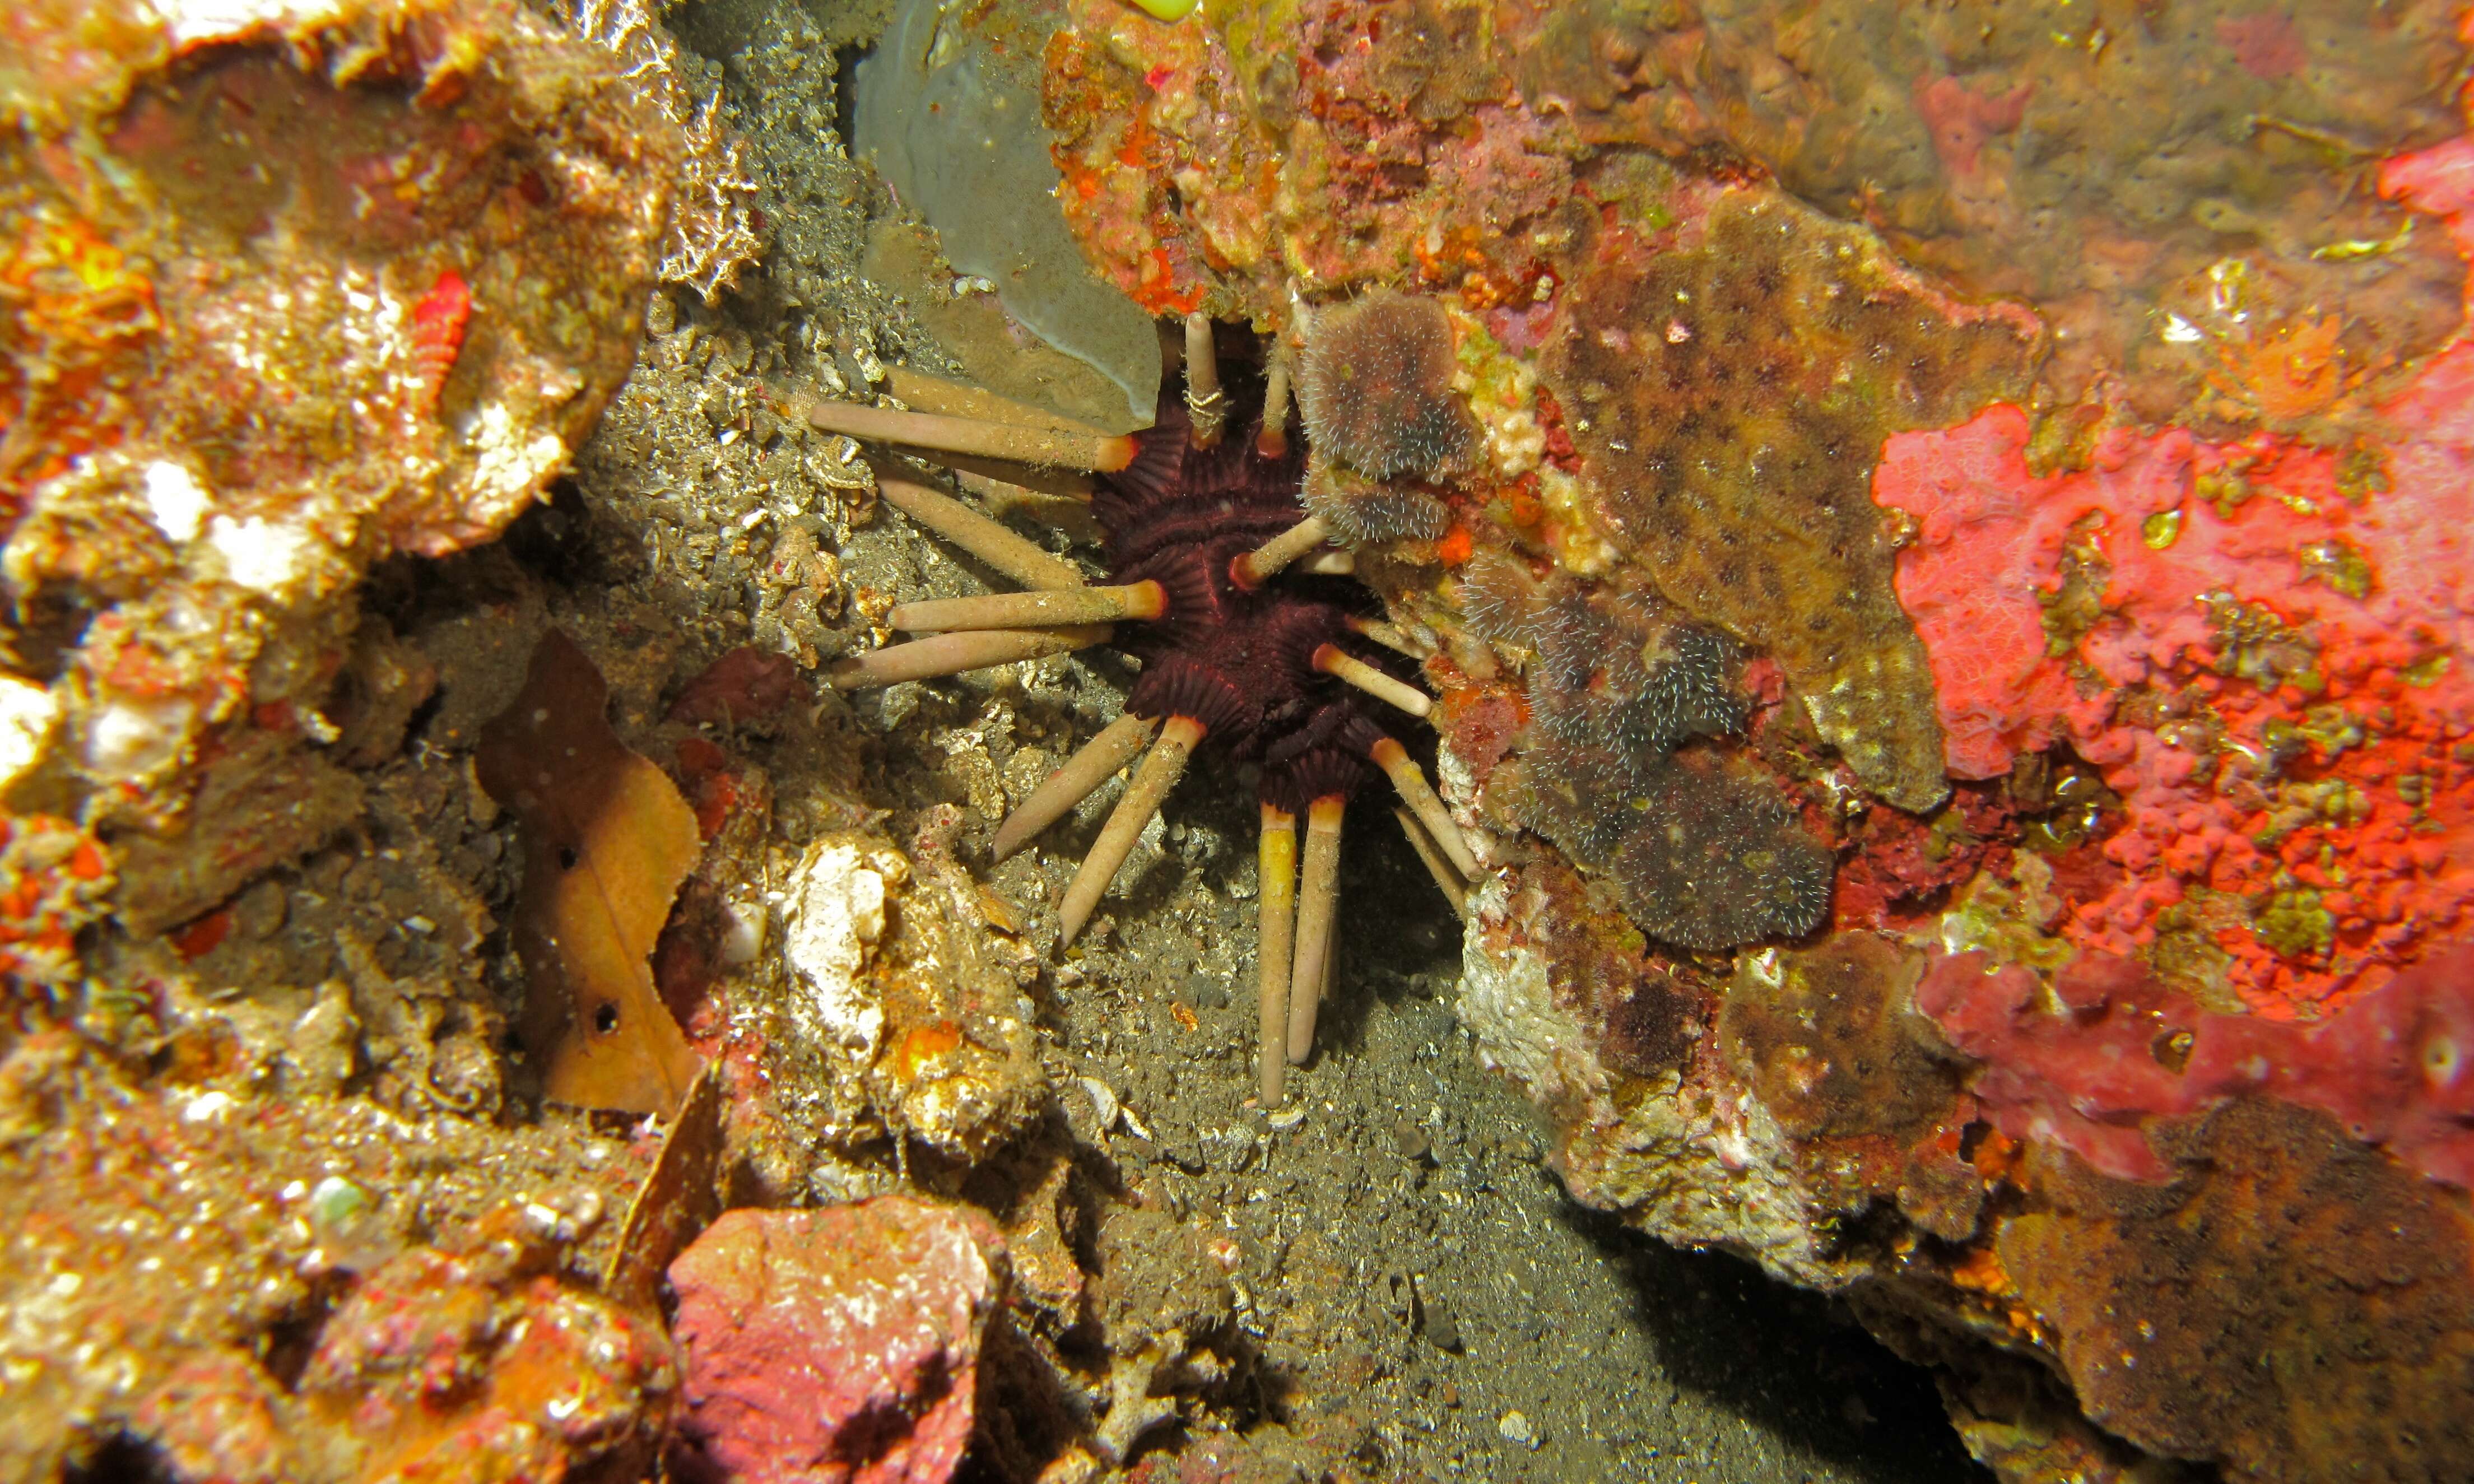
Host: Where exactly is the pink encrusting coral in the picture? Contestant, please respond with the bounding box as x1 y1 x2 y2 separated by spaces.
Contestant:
1874 123 2474 1018
1876 358 2474 1013
2381 133 2474 301
1917 944 2474 1189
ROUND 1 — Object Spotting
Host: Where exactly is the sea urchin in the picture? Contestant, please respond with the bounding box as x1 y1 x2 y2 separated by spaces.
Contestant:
790 318 1479 1104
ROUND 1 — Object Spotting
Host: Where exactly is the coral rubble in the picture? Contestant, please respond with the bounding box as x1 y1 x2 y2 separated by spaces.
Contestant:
0 1042 673 1478
1 0 680 970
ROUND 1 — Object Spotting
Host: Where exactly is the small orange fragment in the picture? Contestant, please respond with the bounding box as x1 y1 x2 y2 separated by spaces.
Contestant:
1504 473 1543 528
1969 1125 2021 1181
975 884 1025 934
894 1022 964 1081
169 908 231 960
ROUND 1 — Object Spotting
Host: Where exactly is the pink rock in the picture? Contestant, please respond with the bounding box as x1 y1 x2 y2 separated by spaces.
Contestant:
297 1233 679 1481
668 1198 1006 1484
1916 943 2474 1189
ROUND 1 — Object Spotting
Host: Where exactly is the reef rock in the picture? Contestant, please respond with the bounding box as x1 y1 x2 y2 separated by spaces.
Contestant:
756 805 1045 1169
667 1198 1007 1484
0 1036 671 1480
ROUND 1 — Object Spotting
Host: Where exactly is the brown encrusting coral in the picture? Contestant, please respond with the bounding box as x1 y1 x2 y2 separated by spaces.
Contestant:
1998 1097 2474 1482
1680 0 2470 423
1541 185 2038 812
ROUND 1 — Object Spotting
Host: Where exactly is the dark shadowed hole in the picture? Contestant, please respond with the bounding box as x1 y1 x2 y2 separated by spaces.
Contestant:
834 44 864 153
66 1436 176 1484
257 1276 342 1390
499 477 604 586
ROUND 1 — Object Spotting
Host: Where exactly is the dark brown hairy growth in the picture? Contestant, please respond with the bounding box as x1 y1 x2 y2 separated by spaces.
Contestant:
1487 565 1833 953
1298 289 1482 482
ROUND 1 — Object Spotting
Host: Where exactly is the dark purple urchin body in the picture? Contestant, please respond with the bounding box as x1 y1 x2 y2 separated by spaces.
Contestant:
1090 367 1407 816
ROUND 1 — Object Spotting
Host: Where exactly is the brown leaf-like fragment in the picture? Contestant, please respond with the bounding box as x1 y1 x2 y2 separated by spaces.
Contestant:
603 1060 723 1311
476 630 703 1114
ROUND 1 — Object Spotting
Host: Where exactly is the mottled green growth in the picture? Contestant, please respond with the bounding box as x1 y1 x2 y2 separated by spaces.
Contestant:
2036 522 2112 659
2299 537 2373 600
1299 289 1482 481
1543 188 2035 811
2203 593 2322 692
1690 0 2466 422
2253 885 2335 961
2197 464 2256 519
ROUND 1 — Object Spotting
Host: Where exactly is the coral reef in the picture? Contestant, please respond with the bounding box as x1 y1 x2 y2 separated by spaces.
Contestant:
12 0 2474 1478
0 0 2019 1478
1031 0 2474 1477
